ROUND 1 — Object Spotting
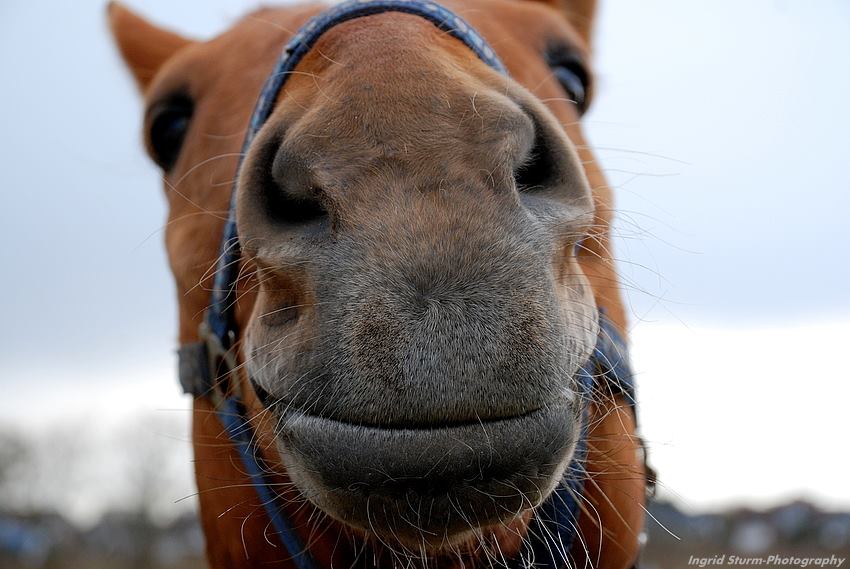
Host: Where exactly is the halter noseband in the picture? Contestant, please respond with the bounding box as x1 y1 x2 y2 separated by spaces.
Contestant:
177 1 645 568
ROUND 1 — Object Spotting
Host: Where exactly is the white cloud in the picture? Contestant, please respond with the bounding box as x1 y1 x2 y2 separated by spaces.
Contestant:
633 319 850 511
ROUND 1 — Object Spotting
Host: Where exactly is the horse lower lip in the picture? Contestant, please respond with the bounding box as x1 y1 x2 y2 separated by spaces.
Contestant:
277 405 579 544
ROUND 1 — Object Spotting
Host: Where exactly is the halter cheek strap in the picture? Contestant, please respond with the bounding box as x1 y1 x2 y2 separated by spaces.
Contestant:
177 1 648 568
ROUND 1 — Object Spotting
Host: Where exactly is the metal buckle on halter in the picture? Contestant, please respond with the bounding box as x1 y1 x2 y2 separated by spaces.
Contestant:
198 320 241 408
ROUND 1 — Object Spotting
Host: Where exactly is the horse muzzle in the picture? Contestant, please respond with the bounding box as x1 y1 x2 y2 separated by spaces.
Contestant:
275 402 579 548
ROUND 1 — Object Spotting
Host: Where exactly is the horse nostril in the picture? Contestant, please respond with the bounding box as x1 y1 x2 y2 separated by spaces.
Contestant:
514 116 557 192
254 140 328 227
250 379 276 409
265 182 327 226
508 104 594 237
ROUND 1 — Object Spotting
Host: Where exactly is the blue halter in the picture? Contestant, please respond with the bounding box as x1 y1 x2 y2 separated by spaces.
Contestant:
177 1 642 568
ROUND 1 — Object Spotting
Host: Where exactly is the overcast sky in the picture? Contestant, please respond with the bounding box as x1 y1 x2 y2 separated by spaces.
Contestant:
1 0 849 522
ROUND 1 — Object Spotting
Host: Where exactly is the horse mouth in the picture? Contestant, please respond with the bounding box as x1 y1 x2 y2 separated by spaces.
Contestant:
276 403 579 548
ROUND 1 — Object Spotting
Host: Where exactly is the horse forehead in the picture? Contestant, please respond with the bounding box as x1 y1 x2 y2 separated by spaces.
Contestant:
182 1 548 121
210 1 524 86
292 11 494 92
200 0 556 83
285 51 526 145
267 13 531 170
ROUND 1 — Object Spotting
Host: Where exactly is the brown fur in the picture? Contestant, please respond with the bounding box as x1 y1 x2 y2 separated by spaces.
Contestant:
109 0 645 567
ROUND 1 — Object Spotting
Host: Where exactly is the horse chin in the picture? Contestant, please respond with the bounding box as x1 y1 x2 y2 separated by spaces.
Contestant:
275 403 579 550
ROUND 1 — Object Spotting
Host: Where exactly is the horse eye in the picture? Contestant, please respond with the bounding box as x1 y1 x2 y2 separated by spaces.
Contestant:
147 95 193 171
547 50 590 115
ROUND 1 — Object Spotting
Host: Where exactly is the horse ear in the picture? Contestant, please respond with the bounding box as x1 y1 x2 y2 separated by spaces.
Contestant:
107 1 193 91
531 0 597 47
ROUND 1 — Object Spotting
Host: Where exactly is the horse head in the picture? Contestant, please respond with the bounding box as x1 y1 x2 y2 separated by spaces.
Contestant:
110 0 647 567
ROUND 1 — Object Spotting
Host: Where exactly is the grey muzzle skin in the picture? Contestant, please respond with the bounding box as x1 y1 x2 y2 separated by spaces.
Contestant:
238 112 599 542
244 204 597 546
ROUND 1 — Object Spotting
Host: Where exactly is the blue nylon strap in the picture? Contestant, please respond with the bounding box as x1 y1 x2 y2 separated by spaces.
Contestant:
595 310 637 408
519 312 636 569
185 1 640 568
521 368 592 569
217 398 316 569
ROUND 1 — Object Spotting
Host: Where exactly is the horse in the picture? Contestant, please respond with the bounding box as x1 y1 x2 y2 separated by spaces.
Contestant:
109 0 650 567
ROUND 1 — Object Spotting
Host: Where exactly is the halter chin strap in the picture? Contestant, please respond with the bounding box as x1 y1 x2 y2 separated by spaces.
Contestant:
177 1 646 568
